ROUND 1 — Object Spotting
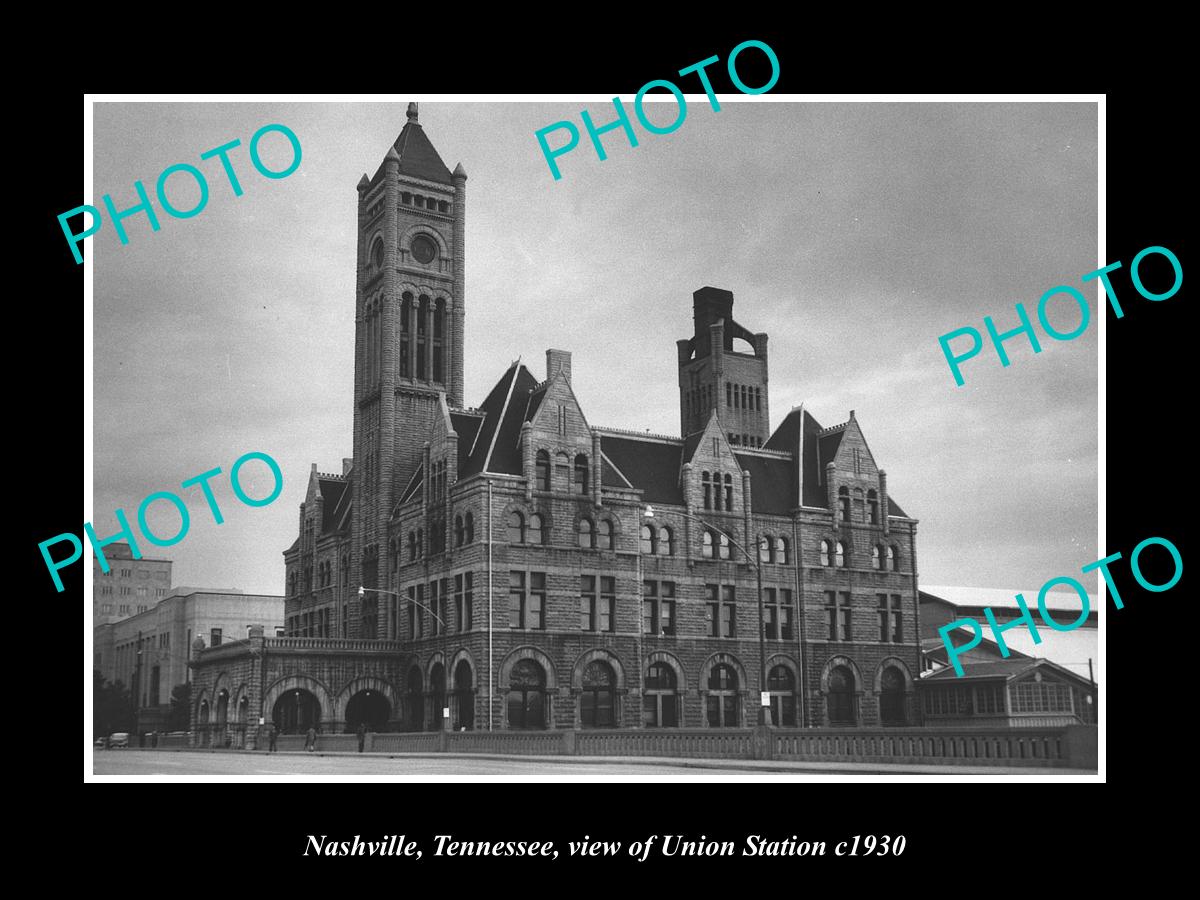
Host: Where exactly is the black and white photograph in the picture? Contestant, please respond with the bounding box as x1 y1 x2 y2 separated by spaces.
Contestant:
78 93 1116 788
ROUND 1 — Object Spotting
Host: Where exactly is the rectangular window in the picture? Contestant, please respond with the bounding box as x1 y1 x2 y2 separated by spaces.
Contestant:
825 591 851 641
642 580 657 634
210 628 222 647
416 584 425 637
720 585 736 638
764 587 778 639
661 583 675 636
877 594 903 642
891 594 903 642
780 589 793 640
599 576 615 632
529 572 546 629
644 581 676 635
707 583 720 638
581 575 596 631
509 571 525 629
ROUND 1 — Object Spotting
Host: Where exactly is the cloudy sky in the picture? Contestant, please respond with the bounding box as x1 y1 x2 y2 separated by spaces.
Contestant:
91 99 1098 596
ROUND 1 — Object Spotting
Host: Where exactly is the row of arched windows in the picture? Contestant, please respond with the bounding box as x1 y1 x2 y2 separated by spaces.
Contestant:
686 384 715 420
726 382 762 412
507 511 545 545
534 450 588 494
401 192 450 214
818 539 902 570
399 292 445 383
639 524 675 556
758 535 790 564
454 512 475 547
729 433 762 448
701 471 734 511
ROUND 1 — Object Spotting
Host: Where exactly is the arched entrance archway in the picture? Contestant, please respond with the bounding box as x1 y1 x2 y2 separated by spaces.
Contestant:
345 690 391 733
273 688 321 734
580 660 616 728
507 659 547 729
215 688 230 746
828 665 857 726
767 664 797 727
236 695 249 748
453 660 474 731
706 663 740 727
879 665 908 726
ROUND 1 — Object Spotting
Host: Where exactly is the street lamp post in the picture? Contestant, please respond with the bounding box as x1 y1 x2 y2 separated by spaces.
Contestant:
132 630 143 741
644 505 772 727
360 586 450 730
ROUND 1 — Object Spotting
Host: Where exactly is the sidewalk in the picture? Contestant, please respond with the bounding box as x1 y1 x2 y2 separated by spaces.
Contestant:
130 746 1097 775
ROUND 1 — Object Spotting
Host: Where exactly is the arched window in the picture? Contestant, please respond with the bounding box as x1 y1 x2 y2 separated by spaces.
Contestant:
759 536 772 564
643 662 678 727
775 537 789 565
872 545 882 570
535 450 551 491
702 529 714 559
578 518 594 549
555 452 570 490
597 519 613 550
819 539 831 567
867 489 879 525
657 526 673 556
507 659 546 729
836 541 846 567
827 665 857 727
399 293 412 378
880 666 907 726
416 295 429 378
839 486 851 522
574 454 589 495
706 664 739 728
889 545 899 571
853 487 865 521
465 512 474 544
506 511 525 544
702 472 712 510
453 660 474 731
371 239 383 271
433 298 445 382
640 524 655 555
527 513 544 545
724 473 733 510
455 515 465 548
580 660 616 728
718 531 731 560
767 665 797 727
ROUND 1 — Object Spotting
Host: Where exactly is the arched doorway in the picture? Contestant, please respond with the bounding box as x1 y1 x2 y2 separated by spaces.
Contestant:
453 661 474 731
767 665 797 727
580 660 616 728
273 688 321 734
879 665 908 726
507 659 547 729
643 662 678 727
345 690 391 733
706 664 740 728
428 663 446 732
828 665 857 726
406 667 424 731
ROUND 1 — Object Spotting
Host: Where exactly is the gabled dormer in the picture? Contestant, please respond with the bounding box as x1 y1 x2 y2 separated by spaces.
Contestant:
683 411 743 515
821 411 886 528
522 350 600 501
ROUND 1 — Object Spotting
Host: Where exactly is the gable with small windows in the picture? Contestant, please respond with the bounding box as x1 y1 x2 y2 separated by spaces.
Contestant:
526 368 594 485
685 412 741 513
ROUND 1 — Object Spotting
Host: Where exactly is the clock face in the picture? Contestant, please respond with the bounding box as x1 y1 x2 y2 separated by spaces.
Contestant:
411 235 437 265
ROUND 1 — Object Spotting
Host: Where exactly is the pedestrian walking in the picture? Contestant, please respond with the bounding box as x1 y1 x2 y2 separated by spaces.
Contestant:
357 722 366 753
268 724 278 753
305 725 317 752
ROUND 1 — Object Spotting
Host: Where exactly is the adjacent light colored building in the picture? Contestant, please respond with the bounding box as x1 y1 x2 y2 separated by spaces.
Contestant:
92 541 173 625
93 587 284 732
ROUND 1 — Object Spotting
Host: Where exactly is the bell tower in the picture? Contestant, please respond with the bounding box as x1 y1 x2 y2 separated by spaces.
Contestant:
351 103 467 600
677 286 770 447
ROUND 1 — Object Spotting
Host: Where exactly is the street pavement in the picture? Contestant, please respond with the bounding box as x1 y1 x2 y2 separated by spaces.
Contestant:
92 749 1095 779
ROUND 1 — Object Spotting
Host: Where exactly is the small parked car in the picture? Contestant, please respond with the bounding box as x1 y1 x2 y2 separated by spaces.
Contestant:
108 732 130 748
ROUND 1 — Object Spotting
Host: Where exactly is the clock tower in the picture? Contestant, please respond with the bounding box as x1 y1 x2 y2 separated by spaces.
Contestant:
351 102 467 596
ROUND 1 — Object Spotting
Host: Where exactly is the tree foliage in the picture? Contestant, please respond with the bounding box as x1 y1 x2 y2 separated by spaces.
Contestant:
93 670 133 737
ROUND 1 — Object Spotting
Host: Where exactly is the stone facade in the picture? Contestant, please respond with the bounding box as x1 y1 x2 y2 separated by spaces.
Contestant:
190 105 923 738
92 541 172 625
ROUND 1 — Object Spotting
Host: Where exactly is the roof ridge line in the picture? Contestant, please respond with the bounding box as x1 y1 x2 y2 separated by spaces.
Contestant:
482 359 522 473
596 425 683 443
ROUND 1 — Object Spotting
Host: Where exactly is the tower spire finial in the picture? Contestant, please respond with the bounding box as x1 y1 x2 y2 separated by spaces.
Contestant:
407 101 418 123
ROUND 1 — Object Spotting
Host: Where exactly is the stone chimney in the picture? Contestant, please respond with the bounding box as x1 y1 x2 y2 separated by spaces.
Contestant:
547 349 572 384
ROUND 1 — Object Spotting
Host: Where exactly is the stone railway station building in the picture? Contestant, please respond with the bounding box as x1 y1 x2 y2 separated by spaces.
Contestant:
189 105 923 746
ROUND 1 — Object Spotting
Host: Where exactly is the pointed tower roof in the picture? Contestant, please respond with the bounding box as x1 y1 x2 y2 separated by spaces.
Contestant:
387 102 454 185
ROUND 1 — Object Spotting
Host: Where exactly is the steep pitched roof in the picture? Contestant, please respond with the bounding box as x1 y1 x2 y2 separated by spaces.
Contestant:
318 477 348 533
449 411 483 473
392 120 454 184
459 362 540 478
600 436 684 505
734 453 796 515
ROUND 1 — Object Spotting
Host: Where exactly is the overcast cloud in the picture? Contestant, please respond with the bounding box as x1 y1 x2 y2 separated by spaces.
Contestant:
92 100 1098 596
